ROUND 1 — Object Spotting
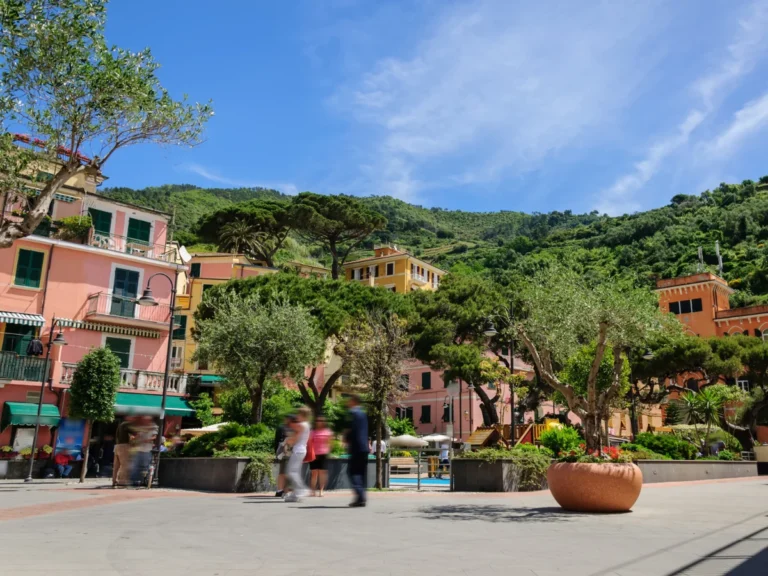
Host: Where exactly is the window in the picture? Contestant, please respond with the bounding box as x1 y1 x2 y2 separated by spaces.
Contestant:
202 284 214 294
398 374 410 390
198 359 209 370
737 379 750 392
105 337 131 369
190 263 201 278
2 324 35 355
420 405 431 423
127 218 151 246
14 249 44 288
88 208 112 236
443 404 451 422
743 330 749 336
111 268 139 318
35 170 53 183
386 262 394 276
421 371 431 390
405 407 413 423
354 268 362 280
668 298 703 315
173 315 187 340
755 329 762 339
390 286 397 293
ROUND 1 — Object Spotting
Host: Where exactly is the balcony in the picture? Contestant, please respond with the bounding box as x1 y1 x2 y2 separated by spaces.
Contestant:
85 292 172 330
87 229 176 263
411 273 427 285
61 363 187 394
0 351 49 382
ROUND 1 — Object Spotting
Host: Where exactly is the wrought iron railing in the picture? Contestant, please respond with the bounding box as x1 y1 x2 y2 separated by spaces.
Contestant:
0 351 49 382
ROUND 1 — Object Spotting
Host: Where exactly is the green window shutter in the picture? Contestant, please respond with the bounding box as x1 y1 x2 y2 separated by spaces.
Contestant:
14 249 44 288
2 324 35 355
421 371 431 390
127 218 151 245
190 263 201 278
88 208 112 235
172 315 187 340
110 268 140 318
105 337 131 369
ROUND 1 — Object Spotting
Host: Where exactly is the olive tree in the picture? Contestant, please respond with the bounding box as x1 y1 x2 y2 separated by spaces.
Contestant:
515 266 667 451
194 292 325 424
0 0 211 246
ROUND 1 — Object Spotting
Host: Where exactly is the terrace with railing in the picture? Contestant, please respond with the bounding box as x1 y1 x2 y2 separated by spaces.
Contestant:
85 292 173 329
61 363 187 394
86 229 177 263
0 351 49 382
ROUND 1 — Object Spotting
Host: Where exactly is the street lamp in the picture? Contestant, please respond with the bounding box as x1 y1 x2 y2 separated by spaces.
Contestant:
483 314 516 443
25 317 67 482
136 271 178 488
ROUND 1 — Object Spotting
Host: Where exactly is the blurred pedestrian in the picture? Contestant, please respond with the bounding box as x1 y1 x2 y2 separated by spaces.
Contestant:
130 415 156 487
113 417 134 488
284 407 311 502
310 415 332 497
274 415 290 497
345 395 368 507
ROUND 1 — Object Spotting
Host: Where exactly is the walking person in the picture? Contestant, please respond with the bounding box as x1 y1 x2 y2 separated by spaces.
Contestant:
345 395 368 507
284 407 311 502
130 415 156 487
274 415 290 497
310 415 332 497
113 417 134 488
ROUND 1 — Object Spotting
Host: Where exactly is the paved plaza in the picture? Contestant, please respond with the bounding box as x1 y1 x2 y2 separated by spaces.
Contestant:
0 477 765 576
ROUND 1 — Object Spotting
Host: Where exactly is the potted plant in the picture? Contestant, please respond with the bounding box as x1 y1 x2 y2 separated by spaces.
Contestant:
0 446 15 460
38 445 53 459
548 445 642 512
18 447 33 460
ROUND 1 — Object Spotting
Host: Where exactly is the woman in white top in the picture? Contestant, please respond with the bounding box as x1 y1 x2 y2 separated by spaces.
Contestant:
284 406 311 502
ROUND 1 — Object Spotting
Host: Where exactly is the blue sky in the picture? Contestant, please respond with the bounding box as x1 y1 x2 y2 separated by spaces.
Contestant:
102 0 768 216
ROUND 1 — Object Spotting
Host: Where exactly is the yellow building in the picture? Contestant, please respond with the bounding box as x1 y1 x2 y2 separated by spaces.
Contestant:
342 245 445 294
173 254 279 384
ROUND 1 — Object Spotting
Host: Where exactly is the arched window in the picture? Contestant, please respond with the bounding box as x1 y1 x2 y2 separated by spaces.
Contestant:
756 329 763 339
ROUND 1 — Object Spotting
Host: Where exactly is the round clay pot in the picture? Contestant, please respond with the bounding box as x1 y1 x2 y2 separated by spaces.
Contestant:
547 462 643 513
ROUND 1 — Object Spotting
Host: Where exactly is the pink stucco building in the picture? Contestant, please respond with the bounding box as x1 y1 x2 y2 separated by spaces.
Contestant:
0 164 189 465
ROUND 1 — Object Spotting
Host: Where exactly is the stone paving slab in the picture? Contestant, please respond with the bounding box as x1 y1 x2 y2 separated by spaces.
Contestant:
0 478 765 575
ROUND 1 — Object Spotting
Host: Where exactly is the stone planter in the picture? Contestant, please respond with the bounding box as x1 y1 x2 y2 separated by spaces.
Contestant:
451 459 548 492
754 445 768 476
547 462 643 513
636 459 757 483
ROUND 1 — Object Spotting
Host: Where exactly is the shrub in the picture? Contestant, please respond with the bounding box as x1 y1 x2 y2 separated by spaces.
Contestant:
455 447 549 491
387 417 417 437
539 426 582 456
717 450 739 461
213 450 275 492
670 425 742 453
55 215 92 241
181 423 272 457
621 443 671 461
634 432 696 460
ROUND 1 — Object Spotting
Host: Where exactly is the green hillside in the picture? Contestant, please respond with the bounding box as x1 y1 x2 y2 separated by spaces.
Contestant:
99 177 768 304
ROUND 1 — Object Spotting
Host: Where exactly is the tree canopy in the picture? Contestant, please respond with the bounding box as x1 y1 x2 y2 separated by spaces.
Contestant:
0 0 211 246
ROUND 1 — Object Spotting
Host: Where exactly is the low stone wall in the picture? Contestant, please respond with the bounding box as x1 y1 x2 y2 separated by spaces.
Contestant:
451 459 548 492
0 459 83 479
636 460 757 484
158 457 388 493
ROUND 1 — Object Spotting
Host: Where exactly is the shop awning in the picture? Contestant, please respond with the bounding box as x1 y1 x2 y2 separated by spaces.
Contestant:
197 374 226 386
1 402 61 430
114 392 194 417
0 312 45 327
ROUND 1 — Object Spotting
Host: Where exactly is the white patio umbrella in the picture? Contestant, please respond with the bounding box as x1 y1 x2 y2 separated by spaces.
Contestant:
421 434 451 443
389 434 428 448
180 422 230 437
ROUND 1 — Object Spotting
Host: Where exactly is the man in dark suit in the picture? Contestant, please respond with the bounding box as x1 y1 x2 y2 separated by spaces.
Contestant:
345 395 369 507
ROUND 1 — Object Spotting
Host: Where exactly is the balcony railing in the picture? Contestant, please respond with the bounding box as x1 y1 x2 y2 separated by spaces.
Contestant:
411 273 427 284
61 363 187 394
0 351 49 382
85 292 172 327
87 229 176 263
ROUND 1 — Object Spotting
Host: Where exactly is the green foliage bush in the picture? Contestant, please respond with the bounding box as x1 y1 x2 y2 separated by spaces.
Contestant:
55 215 92 241
634 432 696 460
621 443 671 460
539 426 582 456
181 423 272 457
189 392 220 427
717 449 740 461
387 417 417 437
670 425 742 453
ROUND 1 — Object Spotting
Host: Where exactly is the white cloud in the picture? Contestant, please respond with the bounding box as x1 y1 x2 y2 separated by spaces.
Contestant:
335 1 666 200
181 163 299 196
596 0 768 215
708 92 768 157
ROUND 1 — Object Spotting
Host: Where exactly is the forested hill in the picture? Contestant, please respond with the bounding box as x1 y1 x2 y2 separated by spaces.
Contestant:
100 177 768 304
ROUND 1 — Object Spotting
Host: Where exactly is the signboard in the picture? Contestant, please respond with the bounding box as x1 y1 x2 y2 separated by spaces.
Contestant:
55 418 86 454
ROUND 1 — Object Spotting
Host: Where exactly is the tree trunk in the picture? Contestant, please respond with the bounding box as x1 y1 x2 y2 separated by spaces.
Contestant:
329 241 340 280
79 420 92 483
375 415 383 489
249 384 264 424
583 413 600 452
472 385 499 425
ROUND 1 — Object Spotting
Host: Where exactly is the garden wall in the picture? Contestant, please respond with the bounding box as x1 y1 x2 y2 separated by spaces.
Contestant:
451 459 548 492
636 460 757 484
158 457 388 493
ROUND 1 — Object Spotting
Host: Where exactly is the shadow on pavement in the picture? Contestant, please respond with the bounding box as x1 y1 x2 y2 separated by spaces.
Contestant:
664 525 768 576
726 546 768 575
414 505 589 523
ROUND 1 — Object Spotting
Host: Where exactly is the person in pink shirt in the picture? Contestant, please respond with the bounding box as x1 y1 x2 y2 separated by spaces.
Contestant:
310 415 333 497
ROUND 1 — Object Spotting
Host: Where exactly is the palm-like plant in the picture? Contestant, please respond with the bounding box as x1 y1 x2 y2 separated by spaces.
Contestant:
676 388 724 453
218 219 261 256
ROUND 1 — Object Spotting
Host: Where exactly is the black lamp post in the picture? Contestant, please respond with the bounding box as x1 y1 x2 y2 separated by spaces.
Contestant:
136 272 178 488
484 313 516 444
25 317 67 482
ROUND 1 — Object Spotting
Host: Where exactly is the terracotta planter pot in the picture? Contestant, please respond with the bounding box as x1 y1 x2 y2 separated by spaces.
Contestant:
548 462 643 513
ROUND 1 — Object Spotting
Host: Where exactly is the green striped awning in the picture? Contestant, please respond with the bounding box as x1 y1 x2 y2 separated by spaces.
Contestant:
197 374 226 385
1 402 61 430
0 312 45 327
58 319 160 339
115 392 194 417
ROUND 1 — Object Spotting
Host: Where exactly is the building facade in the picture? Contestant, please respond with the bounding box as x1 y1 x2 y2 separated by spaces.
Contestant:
0 159 190 459
343 245 445 294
